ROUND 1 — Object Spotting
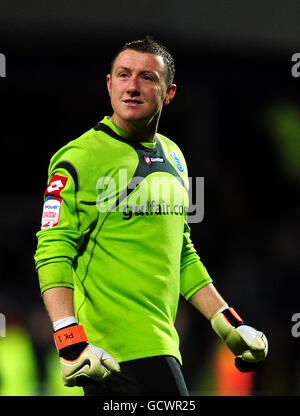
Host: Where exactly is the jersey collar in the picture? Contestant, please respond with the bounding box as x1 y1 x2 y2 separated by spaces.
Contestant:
99 116 157 150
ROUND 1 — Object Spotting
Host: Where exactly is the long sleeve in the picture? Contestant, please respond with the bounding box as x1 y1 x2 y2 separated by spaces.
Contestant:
34 143 95 294
180 220 212 300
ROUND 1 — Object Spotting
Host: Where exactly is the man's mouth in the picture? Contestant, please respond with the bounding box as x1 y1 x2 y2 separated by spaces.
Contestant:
123 99 143 105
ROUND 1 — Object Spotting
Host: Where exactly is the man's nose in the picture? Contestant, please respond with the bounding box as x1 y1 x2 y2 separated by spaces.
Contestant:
126 76 140 96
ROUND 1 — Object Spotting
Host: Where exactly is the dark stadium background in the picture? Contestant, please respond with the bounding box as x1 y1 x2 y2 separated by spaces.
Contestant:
0 0 300 396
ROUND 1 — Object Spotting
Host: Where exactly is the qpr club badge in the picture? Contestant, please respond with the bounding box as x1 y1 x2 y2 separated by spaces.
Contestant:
168 150 185 173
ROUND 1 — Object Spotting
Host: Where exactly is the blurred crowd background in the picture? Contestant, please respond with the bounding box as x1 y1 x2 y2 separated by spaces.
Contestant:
0 0 300 396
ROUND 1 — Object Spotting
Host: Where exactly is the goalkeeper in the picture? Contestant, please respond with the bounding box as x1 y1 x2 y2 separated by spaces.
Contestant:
34 37 268 396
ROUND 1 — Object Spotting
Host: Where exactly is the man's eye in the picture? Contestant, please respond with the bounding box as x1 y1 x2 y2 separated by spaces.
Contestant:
119 73 128 78
143 74 154 81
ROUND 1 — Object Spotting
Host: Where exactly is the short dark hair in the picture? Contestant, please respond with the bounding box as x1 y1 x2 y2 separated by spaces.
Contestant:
110 36 175 85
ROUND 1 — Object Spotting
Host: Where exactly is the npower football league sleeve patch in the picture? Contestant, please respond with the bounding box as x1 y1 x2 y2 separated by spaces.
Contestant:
41 174 68 229
41 196 62 229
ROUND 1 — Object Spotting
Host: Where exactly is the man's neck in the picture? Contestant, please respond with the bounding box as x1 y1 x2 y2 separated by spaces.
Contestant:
110 114 159 143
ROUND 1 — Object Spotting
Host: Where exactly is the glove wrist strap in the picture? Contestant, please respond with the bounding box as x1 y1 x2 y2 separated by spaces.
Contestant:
54 324 88 351
53 315 77 331
222 307 243 327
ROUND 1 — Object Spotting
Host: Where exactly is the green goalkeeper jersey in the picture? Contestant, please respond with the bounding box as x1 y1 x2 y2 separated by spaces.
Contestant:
34 116 212 364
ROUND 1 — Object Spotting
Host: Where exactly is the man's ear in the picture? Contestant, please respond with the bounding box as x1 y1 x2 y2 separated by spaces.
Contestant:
106 74 111 96
164 84 177 106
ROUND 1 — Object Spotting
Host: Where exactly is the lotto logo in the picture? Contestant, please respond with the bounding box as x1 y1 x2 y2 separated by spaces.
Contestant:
48 179 64 193
144 156 165 164
45 175 68 196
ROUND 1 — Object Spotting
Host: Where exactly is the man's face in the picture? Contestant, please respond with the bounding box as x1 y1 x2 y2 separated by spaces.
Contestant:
107 49 176 128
